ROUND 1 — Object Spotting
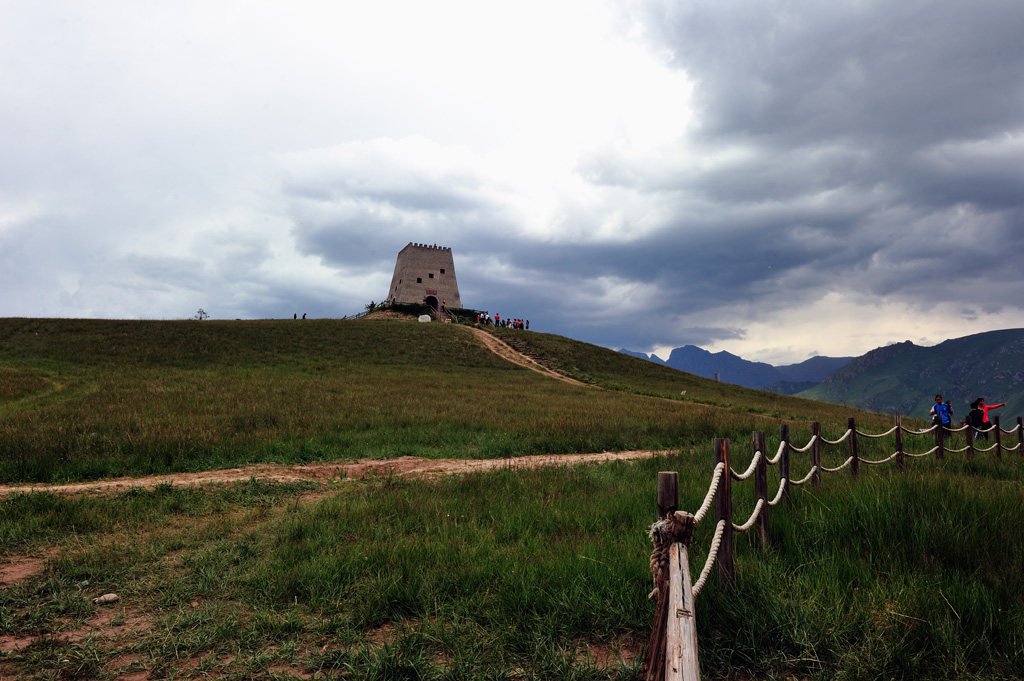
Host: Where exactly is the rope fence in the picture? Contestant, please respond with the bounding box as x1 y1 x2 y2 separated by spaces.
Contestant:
643 414 1024 681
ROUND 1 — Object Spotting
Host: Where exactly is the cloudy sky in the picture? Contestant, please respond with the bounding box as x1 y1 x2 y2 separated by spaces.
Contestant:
3 0 1023 364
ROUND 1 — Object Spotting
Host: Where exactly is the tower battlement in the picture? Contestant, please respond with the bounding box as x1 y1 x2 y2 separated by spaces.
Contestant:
387 242 462 310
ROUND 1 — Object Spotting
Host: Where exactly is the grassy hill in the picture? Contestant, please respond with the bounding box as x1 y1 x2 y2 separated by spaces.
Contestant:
2 318 1023 680
0 317 891 485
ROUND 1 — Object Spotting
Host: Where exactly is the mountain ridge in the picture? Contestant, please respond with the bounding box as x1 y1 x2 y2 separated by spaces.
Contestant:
622 328 1024 420
619 344 851 392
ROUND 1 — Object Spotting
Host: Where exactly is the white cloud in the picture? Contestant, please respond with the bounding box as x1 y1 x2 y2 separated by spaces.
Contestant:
2 0 1024 364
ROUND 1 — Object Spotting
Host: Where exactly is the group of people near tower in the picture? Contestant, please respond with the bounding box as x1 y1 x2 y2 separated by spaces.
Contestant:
930 394 1005 440
475 312 528 330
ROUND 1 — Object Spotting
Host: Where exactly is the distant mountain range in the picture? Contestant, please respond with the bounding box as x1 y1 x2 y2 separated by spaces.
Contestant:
619 346 852 395
622 328 1024 420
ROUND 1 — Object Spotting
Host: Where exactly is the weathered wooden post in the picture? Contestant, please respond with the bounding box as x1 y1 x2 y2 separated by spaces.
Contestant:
966 424 975 460
665 538 700 681
644 472 678 681
994 416 1003 460
714 438 734 587
644 472 701 681
811 422 822 488
779 424 792 506
658 471 678 518
753 431 769 548
895 416 905 472
847 417 859 479
1017 417 1023 457
935 417 945 460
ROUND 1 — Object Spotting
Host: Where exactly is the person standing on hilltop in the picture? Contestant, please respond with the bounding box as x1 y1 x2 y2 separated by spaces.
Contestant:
967 399 985 440
979 397 1005 438
930 394 953 436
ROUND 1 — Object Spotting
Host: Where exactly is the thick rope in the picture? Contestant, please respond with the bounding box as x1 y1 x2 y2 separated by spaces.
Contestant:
860 452 899 465
693 462 726 525
650 415 1023 603
820 456 854 473
732 499 765 532
731 449 762 481
862 425 901 438
653 417 1024 607
902 424 938 435
691 519 726 598
944 445 971 454
789 435 817 453
790 465 819 486
821 429 852 445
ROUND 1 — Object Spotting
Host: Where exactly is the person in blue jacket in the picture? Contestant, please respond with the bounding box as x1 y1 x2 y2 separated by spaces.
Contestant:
929 394 953 436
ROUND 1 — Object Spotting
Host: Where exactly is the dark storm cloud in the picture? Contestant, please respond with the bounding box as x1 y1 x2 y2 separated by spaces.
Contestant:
635 1 1024 146
544 0 1024 353
282 138 514 271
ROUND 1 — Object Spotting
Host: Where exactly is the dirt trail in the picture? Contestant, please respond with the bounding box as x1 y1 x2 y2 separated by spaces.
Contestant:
468 327 588 386
0 450 672 499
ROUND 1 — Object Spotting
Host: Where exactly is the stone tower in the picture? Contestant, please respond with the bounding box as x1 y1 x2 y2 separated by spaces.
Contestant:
387 242 462 310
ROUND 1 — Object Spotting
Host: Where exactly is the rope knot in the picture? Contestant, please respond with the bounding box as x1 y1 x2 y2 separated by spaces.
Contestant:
647 511 695 600
649 511 695 546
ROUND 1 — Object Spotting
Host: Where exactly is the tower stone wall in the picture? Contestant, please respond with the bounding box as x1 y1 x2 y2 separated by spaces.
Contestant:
387 243 462 309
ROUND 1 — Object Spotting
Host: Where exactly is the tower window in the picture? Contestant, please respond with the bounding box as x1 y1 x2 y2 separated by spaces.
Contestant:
429 273 434 278
417 277 422 283
440 269 445 274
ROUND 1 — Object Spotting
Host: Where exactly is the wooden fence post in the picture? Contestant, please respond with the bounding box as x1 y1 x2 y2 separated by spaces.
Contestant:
994 416 1003 460
1017 417 1023 457
895 416 905 471
714 438 734 587
847 417 859 479
658 471 678 519
779 424 792 506
645 471 701 681
935 418 945 460
753 431 769 548
644 472 680 681
666 541 700 681
967 424 975 460
811 422 822 488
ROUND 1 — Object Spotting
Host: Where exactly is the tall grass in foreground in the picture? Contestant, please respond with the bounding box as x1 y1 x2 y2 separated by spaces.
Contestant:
2 453 1024 679
694 455 1024 680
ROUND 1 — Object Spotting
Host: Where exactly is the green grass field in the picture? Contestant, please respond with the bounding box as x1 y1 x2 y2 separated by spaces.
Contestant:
1 317 1022 679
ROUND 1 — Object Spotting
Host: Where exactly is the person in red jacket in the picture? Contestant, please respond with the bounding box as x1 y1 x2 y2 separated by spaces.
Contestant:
978 398 1006 438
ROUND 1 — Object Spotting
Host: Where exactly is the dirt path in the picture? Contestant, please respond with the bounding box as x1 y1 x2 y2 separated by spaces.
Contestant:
468 327 588 386
0 450 672 499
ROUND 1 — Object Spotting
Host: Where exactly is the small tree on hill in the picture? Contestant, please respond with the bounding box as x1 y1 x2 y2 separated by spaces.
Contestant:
195 308 210 320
